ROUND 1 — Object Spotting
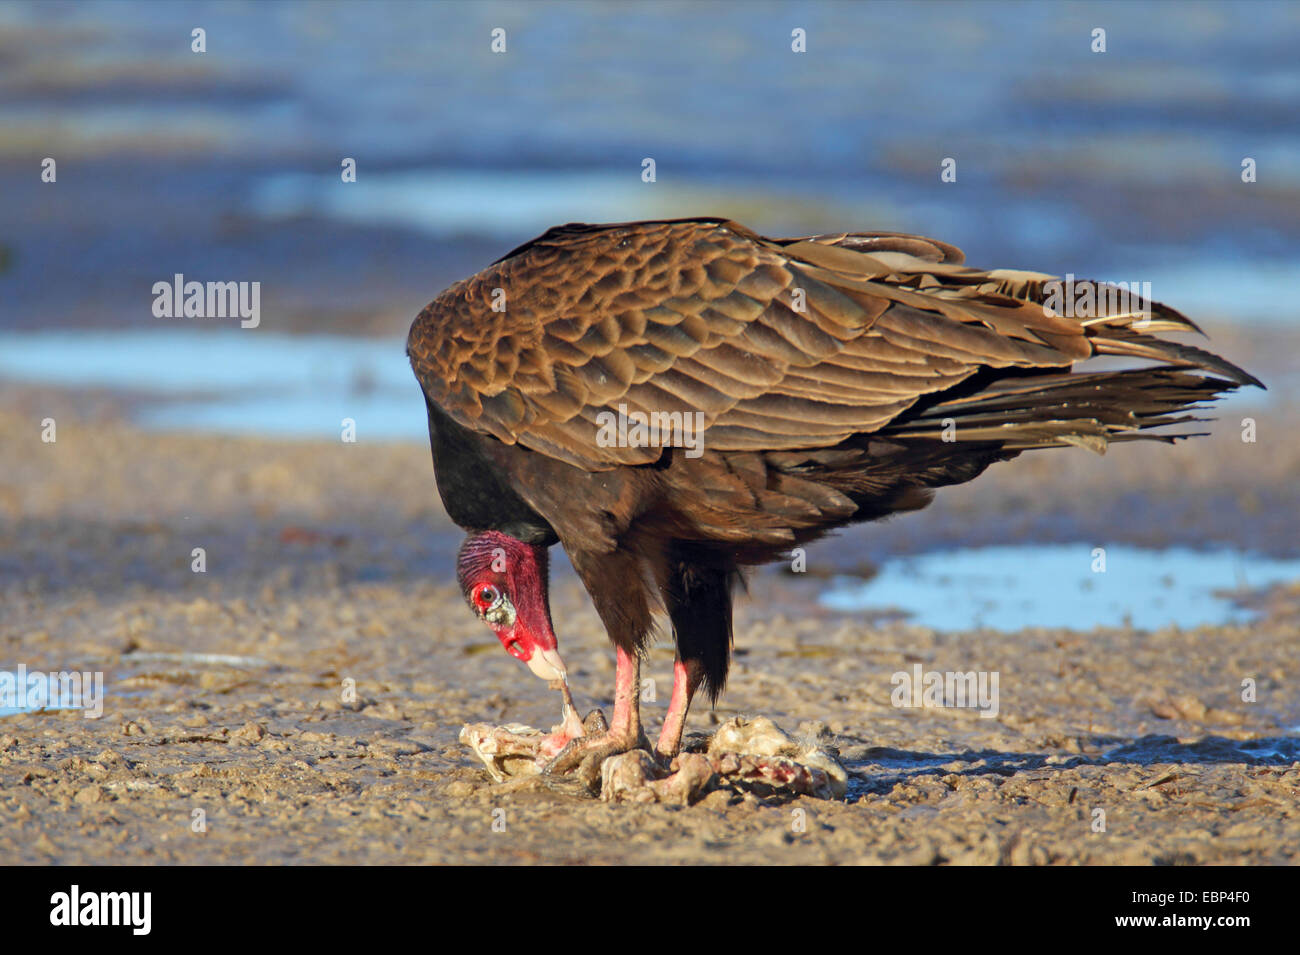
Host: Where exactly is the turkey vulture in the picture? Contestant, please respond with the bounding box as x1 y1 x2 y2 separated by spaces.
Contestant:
407 217 1260 776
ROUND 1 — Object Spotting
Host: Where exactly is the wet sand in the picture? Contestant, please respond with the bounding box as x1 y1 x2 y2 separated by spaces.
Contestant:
1 339 1297 864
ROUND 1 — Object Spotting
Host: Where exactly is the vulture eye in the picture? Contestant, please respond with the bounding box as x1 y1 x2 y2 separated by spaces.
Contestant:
473 583 500 611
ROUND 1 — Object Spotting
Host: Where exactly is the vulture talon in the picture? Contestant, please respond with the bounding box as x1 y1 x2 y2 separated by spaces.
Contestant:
416 218 1262 775
543 724 652 782
542 737 589 777
576 749 611 793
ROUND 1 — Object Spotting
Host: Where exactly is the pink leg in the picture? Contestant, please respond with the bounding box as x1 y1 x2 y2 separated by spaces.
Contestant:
655 658 699 759
609 644 641 738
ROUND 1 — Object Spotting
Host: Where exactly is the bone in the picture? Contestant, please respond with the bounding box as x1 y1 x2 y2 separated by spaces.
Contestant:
459 723 548 782
707 715 796 758
706 717 849 798
600 751 716 805
460 713 848 802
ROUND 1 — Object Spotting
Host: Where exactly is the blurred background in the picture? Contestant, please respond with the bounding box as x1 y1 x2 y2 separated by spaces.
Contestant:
1 0 1297 438
1 0 1298 633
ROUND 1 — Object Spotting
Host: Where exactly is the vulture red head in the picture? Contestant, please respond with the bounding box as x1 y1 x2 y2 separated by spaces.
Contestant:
456 530 568 683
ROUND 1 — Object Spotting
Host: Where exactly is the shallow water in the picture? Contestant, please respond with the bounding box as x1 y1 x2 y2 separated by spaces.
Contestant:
0 329 427 440
820 544 1300 631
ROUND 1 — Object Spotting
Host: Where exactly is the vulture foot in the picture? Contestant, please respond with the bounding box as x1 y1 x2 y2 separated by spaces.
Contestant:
543 724 653 791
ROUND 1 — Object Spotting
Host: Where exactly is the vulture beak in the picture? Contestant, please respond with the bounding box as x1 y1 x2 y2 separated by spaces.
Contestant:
492 595 568 682
525 645 568 682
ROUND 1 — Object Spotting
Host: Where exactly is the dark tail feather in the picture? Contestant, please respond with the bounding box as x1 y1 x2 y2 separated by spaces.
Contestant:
661 544 742 704
878 293 1263 458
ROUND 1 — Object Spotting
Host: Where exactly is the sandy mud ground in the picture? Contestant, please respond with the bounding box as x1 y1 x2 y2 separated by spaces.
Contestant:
1 326 1297 864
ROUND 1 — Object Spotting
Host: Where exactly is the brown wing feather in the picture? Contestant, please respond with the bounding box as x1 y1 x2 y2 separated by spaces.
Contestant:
408 218 1258 471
